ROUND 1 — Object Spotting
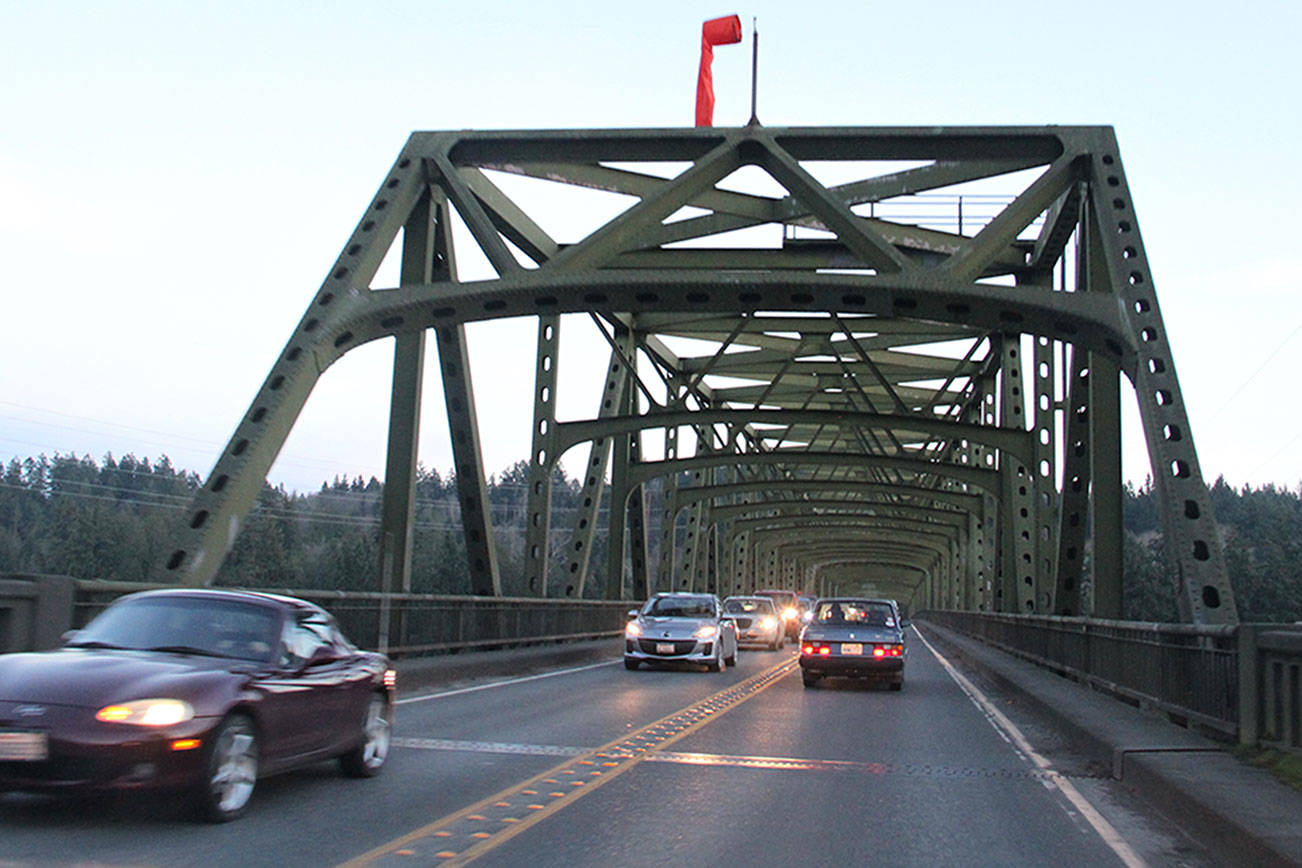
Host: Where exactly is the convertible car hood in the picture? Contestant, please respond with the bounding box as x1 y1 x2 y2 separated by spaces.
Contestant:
0 649 244 708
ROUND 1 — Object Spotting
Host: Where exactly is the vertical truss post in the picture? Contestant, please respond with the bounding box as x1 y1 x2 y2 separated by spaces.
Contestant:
607 352 643 600
563 334 632 596
964 512 980 610
732 530 750 594
1055 347 1092 615
524 315 561 595
436 321 500 596
997 335 1036 612
1090 356 1124 618
980 496 998 611
378 191 435 596
705 523 719 594
1032 334 1059 612
958 388 987 610
654 380 684 592
718 520 735 597
624 482 651 600
680 499 706 591
656 486 679 593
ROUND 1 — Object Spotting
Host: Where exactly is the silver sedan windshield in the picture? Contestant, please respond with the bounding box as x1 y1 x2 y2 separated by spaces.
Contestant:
645 597 714 618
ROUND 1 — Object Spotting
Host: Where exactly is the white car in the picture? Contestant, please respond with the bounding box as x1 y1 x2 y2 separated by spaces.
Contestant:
722 596 784 650
624 593 739 672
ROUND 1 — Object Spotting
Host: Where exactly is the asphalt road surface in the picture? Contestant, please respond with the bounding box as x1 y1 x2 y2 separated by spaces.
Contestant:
0 626 1212 867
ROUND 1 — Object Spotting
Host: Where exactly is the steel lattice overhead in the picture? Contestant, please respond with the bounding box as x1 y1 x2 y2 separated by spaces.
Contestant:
156 124 1237 625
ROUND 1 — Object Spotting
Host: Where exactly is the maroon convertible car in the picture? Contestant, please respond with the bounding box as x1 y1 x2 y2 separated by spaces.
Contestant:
0 588 395 821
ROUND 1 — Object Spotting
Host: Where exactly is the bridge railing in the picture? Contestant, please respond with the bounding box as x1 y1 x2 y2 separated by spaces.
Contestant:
71 580 633 657
919 611 1301 754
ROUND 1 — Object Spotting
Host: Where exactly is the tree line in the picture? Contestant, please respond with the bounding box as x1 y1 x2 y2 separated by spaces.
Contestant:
0 452 615 598
1123 476 1302 623
2 452 1301 622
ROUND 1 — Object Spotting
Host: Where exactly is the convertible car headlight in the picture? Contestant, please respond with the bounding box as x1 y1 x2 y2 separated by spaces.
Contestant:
625 621 642 637
694 624 718 640
95 698 194 726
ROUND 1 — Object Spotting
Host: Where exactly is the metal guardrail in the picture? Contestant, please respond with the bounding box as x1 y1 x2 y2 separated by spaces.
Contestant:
920 610 1302 753
70 580 633 658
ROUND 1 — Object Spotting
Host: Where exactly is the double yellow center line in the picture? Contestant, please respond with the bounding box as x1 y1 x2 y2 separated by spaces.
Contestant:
340 657 797 867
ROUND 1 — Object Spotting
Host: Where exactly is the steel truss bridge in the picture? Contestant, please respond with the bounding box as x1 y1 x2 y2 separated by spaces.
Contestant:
155 124 1236 626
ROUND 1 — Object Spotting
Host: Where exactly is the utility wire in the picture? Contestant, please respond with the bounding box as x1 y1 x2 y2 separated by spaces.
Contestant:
1206 321 1302 423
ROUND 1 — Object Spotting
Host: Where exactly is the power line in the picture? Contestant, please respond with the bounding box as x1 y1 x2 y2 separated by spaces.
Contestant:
1207 321 1302 423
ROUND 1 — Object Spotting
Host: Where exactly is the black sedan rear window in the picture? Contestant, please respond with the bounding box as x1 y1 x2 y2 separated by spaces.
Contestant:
71 597 282 662
815 601 896 627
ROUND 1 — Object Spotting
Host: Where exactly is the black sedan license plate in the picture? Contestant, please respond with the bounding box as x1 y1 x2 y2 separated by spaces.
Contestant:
0 731 49 761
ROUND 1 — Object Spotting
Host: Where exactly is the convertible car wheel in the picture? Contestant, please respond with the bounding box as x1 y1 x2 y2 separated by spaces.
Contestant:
340 694 392 777
195 713 258 823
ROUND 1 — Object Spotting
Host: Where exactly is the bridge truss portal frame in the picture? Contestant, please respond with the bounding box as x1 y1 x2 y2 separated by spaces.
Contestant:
155 124 1236 625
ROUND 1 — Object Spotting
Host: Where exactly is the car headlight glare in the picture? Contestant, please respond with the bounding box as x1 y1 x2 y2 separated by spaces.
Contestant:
96 698 194 727
694 624 718 640
782 607 799 621
625 621 642 637
760 616 777 629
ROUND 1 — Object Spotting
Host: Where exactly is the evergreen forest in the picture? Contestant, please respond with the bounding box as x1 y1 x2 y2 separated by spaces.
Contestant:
2 452 1301 623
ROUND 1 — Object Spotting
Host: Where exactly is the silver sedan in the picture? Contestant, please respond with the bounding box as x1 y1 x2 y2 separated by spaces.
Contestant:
722 596 784 650
624 593 739 672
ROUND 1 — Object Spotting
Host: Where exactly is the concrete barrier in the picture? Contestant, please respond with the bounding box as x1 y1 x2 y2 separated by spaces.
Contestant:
0 574 75 652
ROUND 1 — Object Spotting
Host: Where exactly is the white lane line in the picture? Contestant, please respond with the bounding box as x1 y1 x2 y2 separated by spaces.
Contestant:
914 627 1147 868
395 659 618 705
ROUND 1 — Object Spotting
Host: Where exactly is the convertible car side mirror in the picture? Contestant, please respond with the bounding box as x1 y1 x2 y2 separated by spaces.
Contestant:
300 646 343 670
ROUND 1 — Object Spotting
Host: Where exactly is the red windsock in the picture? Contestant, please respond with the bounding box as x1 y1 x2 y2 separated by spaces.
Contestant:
695 15 742 127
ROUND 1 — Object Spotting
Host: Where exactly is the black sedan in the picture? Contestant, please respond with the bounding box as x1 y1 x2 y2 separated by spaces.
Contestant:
799 598 907 690
0 588 394 821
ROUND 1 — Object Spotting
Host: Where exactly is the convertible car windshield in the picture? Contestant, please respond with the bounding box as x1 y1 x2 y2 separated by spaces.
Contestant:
645 596 714 618
70 596 282 662
814 601 896 628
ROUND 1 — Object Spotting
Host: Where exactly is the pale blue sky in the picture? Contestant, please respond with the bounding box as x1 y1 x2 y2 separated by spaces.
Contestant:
3 0 1300 492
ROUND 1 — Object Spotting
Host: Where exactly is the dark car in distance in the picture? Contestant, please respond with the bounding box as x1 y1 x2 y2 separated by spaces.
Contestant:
799 598 907 690
0 588 395 821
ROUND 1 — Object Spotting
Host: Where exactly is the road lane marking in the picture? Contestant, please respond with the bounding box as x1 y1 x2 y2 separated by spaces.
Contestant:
395 661 619 706
393 737 1104 780
340 657 798 867
914 626 1147 868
